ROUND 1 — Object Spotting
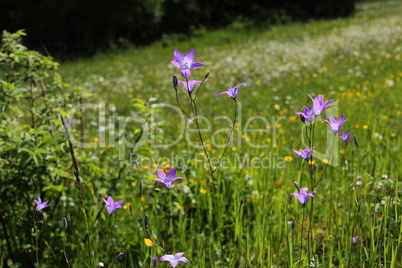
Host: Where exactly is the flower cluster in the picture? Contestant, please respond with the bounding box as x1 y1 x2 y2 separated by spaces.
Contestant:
291 94 352 205
171 48 245 101
294 94 350 163
296 94 334 123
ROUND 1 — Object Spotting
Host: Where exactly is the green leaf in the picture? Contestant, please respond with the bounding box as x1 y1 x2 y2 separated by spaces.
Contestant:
32 154 42 166
42 184 64 192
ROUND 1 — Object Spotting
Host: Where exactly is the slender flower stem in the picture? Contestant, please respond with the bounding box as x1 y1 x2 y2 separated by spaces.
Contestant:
307 122 315 264
60 115 93 267
108 214 115 263
143 182 158 208
184 81 238 265
175 88 193 122
34 217 40 268
193 72 209 102
29 84 36 128
342 142 348 178
314 135 336 188
188 91 213 174
163 189 170 250
212 101 238 175
300 206 306 262
307 196 313 264
136 182 166 252
221 198 244 230
63 237 70 268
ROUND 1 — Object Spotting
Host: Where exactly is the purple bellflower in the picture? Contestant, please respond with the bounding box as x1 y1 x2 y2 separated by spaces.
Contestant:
296 106 315 123
171 48 204 79
293 147 315 161
217 82 245 100
339 131 352 143
178 80 204 93
153 168 183 189
102 196 124 214
324 114 348 133
35 197 50 211
160 253 188 267
291 188 317 205
308 94 335 116
352 236 359 243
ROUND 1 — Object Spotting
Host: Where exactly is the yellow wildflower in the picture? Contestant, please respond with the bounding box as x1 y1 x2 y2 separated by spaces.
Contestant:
144 238 154 247
284 156 293 162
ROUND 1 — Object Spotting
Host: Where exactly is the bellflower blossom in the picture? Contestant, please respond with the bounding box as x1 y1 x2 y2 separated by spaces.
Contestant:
171 48 204 79
160 253 188 267
293 147 315 161
102 196 124 214
178 80 204 93
35 197 50 211
153 167 183 189
352 236 359 243
217 82 245 100
324 114 348 133
339 131 352 143
291 188 317 205
308 94 335 116
296 106 315 123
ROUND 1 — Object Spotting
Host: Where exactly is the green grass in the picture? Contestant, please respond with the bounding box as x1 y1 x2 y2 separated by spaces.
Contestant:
10 1 402 267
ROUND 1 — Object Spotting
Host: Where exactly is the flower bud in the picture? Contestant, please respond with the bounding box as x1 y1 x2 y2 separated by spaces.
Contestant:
172 75 178 90
311 164 317 176
115 253 124 261
353 135 359 148
293 181 300 190
152 256 158 267
287 220 295 229
299 114 306 123
62 217 68 229
144 216 149 228
240 197 245 204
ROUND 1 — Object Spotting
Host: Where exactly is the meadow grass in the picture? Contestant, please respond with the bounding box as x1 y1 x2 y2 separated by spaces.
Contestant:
31 0 402 267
